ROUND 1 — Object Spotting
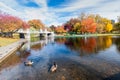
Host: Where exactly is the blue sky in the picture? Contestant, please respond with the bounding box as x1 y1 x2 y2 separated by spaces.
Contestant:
0 0 120 26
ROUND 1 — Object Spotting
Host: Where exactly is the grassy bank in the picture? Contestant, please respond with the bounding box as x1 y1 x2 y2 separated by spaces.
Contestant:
55 33 120 38
0 37 19 47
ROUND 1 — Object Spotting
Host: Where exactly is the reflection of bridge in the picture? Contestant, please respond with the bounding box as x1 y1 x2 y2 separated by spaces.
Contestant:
25 37 54 51
30 37 54 46
17 29 54 39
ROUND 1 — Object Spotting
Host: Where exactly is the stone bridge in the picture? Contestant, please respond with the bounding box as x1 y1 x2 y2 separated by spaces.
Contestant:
17 29 54 39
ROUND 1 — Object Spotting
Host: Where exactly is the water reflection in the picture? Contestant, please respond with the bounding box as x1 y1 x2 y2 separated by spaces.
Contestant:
31 43 44 51
1 36 120 80
0 52 21 71
55 36 114 56
114 36 120 52
25 37 55 51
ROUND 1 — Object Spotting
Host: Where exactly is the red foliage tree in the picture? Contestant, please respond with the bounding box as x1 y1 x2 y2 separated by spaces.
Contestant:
22 21 30 30
64 23 72 32
64 18 81 32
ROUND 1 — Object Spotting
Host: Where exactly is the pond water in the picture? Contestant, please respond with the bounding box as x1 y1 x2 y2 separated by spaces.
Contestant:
0 36 120 80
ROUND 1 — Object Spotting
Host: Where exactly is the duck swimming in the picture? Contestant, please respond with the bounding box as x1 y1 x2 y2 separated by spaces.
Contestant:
24 60 33 66
50 62 57 72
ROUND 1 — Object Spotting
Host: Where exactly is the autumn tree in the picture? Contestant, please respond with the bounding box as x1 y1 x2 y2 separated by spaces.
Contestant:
28 19 45 30
96 23 104 33
64 23 72 32
73 22 81 33
105 23 113 32
64 18 81 33
80 14 113 33
101 18 113 33
94 15 112 33
114 23 120 31
55 25 66 34
0 13 29 37
81 18 96 33
49 25 56 32
63 13 115 34
114 16 120 33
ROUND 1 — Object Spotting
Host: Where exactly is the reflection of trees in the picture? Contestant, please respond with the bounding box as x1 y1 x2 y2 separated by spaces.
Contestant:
96 36 112 51
55 36 113 56
0 53 21 71
18 50 30 59
64 37 97 55
31 37 40 42
65 38 82 50
114 37 120 52
31 43 44 50
80 37 97 54
55 38 67 44
105 36 112 48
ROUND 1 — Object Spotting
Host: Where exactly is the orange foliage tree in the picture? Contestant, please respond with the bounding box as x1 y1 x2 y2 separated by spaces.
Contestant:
55 26 67 34
81 18 97 33
28 19 45 30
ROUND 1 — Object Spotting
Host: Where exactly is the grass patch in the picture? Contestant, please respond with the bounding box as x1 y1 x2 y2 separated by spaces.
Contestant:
55 33 120 38
0 37 19 47
13 33 20 39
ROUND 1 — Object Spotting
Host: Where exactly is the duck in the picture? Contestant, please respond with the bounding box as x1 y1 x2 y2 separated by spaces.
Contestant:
24 60 34 66
50 62 57 72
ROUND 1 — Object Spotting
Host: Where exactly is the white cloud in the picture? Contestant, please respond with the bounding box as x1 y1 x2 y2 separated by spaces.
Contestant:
51 0 105 12
34 0 47 7
52 0 120 21
0 2 16 13
0 0 120 26
86 0 120 21
0 1 27 20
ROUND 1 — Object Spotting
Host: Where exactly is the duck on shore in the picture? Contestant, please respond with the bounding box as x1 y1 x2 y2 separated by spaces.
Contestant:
50 62 57 72
24 60 33 66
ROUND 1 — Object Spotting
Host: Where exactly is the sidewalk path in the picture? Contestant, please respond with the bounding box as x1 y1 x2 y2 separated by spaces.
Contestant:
0 39 27 63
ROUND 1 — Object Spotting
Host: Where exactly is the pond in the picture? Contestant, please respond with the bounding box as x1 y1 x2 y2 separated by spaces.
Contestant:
0 36 120 80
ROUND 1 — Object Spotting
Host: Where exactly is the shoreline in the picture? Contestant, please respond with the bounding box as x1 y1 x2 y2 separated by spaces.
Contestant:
54 33 120 37
0 39 27 64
